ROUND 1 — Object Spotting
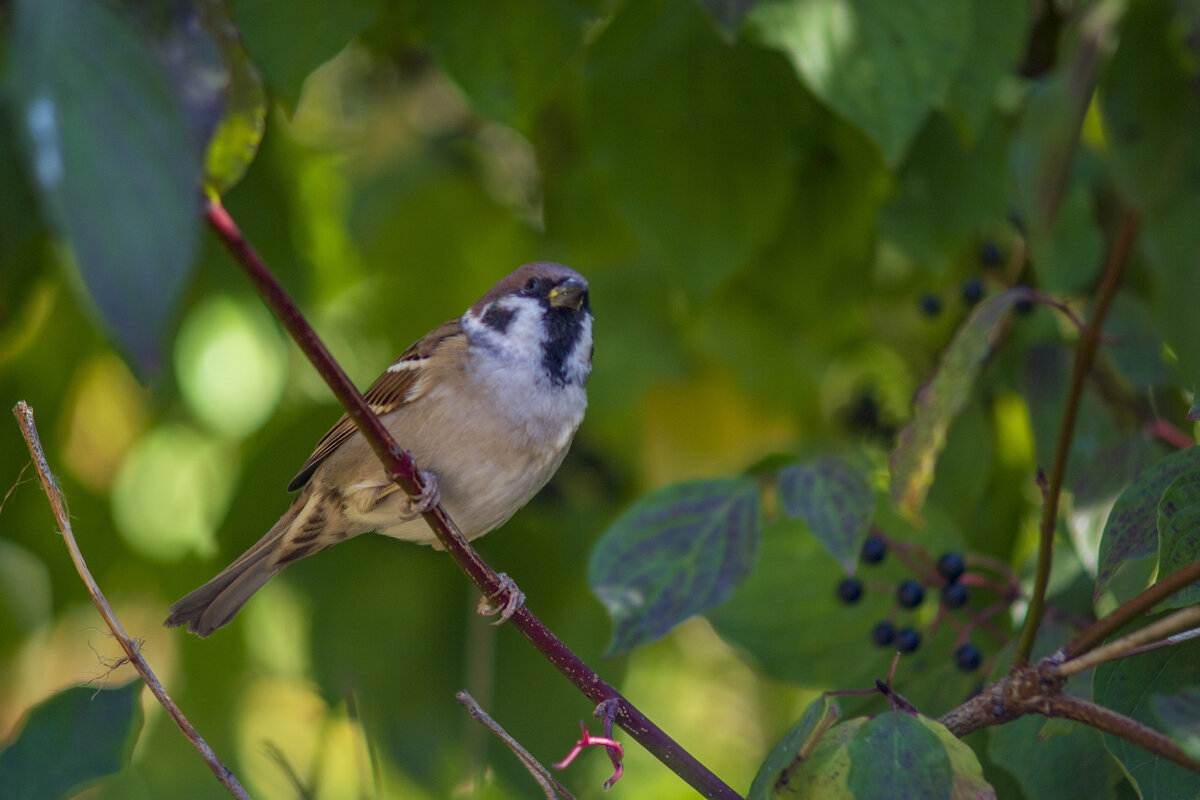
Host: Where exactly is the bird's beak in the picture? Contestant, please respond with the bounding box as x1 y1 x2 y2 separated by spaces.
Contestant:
548 279 587 311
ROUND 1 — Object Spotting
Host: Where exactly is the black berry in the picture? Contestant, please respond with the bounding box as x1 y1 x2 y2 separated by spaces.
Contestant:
941 582 970 609
837 577 864 604
937 552 966 582
860 535 887 565
961 278 984 306
919 293 942 317
871 621 896 647
896 579 925 609
979 241 1002 267
896 627 921 653
955 643 983 672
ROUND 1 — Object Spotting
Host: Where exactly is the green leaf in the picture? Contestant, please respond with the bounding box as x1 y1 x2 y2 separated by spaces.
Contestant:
1153 688 1200 761
845 714 958 799
589 477 761 654
197 2 268 194
771 716 865 798
1094 637 1200 800
987 715 1123 800
1158 472 1200 533
748 694 841 800
1100 0 1199 216
1155 472 1200 609
1101 0 1200 394
942 0 1028 140
1096 447 1200 597
0 682 144 800
230 0 382 111
1103 293 1172 390
707 508 981 714
761 711 993 799
748 0 969 165
778 455 875 574
846 713 952 795
579 0 801 296
694 0 761 41
11 0 202 372
412 0 600 130
878 112 1011 275
889 288 1035 520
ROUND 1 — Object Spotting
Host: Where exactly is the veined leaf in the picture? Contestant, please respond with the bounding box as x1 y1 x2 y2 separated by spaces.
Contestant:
889 288 1035 520
778 455 875 574
12 0 202 372
0 682 144 800
1153 689 1200 761
589 477 761 654
1096 447 1200 597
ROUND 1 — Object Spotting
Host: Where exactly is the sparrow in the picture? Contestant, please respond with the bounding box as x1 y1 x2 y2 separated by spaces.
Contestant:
166 262 593 636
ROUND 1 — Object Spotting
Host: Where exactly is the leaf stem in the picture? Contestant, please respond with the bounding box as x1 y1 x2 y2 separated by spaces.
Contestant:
1053 604 1200 678
204 198 743 800
13 402 252 800
1066 557 1200 658
1013 210 1139 666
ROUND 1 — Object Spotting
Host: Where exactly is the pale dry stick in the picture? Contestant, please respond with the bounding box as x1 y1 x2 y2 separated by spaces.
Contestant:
12 402 252 800
1052 604 1200 679
456 691 577 800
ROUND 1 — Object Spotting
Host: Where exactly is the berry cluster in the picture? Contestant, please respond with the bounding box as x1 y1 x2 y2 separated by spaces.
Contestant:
834 533 1006 674
917 239 1034 320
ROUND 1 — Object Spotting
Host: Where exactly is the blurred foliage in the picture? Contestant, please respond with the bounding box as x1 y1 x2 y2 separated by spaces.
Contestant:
1 0 1200 798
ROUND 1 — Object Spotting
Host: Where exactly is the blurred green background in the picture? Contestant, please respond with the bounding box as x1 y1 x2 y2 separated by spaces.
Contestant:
2 0 1199 797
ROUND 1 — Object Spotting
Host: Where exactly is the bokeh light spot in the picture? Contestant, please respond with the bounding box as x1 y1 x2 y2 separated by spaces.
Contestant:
62 352 147 492
175 295 287 439
111 424 237 561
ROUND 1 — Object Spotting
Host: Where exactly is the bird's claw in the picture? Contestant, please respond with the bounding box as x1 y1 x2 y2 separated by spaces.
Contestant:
478 573 525 625
411 469 440 515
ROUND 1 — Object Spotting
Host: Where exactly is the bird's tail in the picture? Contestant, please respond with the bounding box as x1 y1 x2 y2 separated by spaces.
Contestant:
165 490 310 637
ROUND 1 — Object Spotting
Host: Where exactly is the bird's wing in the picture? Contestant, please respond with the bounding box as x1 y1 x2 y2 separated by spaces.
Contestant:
287 318 463 491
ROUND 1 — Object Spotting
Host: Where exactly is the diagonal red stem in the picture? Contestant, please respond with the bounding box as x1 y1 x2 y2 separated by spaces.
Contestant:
205 198 742 800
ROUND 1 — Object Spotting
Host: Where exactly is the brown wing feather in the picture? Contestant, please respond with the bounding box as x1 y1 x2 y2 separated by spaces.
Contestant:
287 318 463 491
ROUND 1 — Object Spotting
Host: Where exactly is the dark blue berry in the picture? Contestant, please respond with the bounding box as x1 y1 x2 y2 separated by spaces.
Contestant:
919 293 942 317
896 579 925 609
837 577 864 604
896 627 921 653
955 643 983 672
979 242 1002 267
937 552 966 582
961 278 984 305
872 621 896 646
942 582 970 609
860 535 887 565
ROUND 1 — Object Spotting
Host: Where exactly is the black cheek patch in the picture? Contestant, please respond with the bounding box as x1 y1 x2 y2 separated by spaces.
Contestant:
482 303 516 334
541 305 588 386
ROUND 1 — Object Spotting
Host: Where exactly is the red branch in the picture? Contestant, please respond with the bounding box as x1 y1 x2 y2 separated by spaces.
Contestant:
204 199 742 800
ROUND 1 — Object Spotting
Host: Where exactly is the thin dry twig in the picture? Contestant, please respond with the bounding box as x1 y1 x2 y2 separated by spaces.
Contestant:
1053 605 1200 679
456 691 577 800
12 402 252 800
1014 210 1140 666
0 458 33 516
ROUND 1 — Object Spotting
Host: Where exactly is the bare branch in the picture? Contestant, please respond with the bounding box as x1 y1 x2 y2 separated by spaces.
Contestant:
1067 558 1200 658
1053 605 1200 679
1014 209 1139 666
12 401 252 800
457 691 577 800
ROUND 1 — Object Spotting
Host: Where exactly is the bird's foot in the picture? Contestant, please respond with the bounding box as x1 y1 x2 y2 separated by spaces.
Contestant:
478 572 525 625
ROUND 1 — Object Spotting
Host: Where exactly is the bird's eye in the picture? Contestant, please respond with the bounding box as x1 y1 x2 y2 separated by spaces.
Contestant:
523 278 540 293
